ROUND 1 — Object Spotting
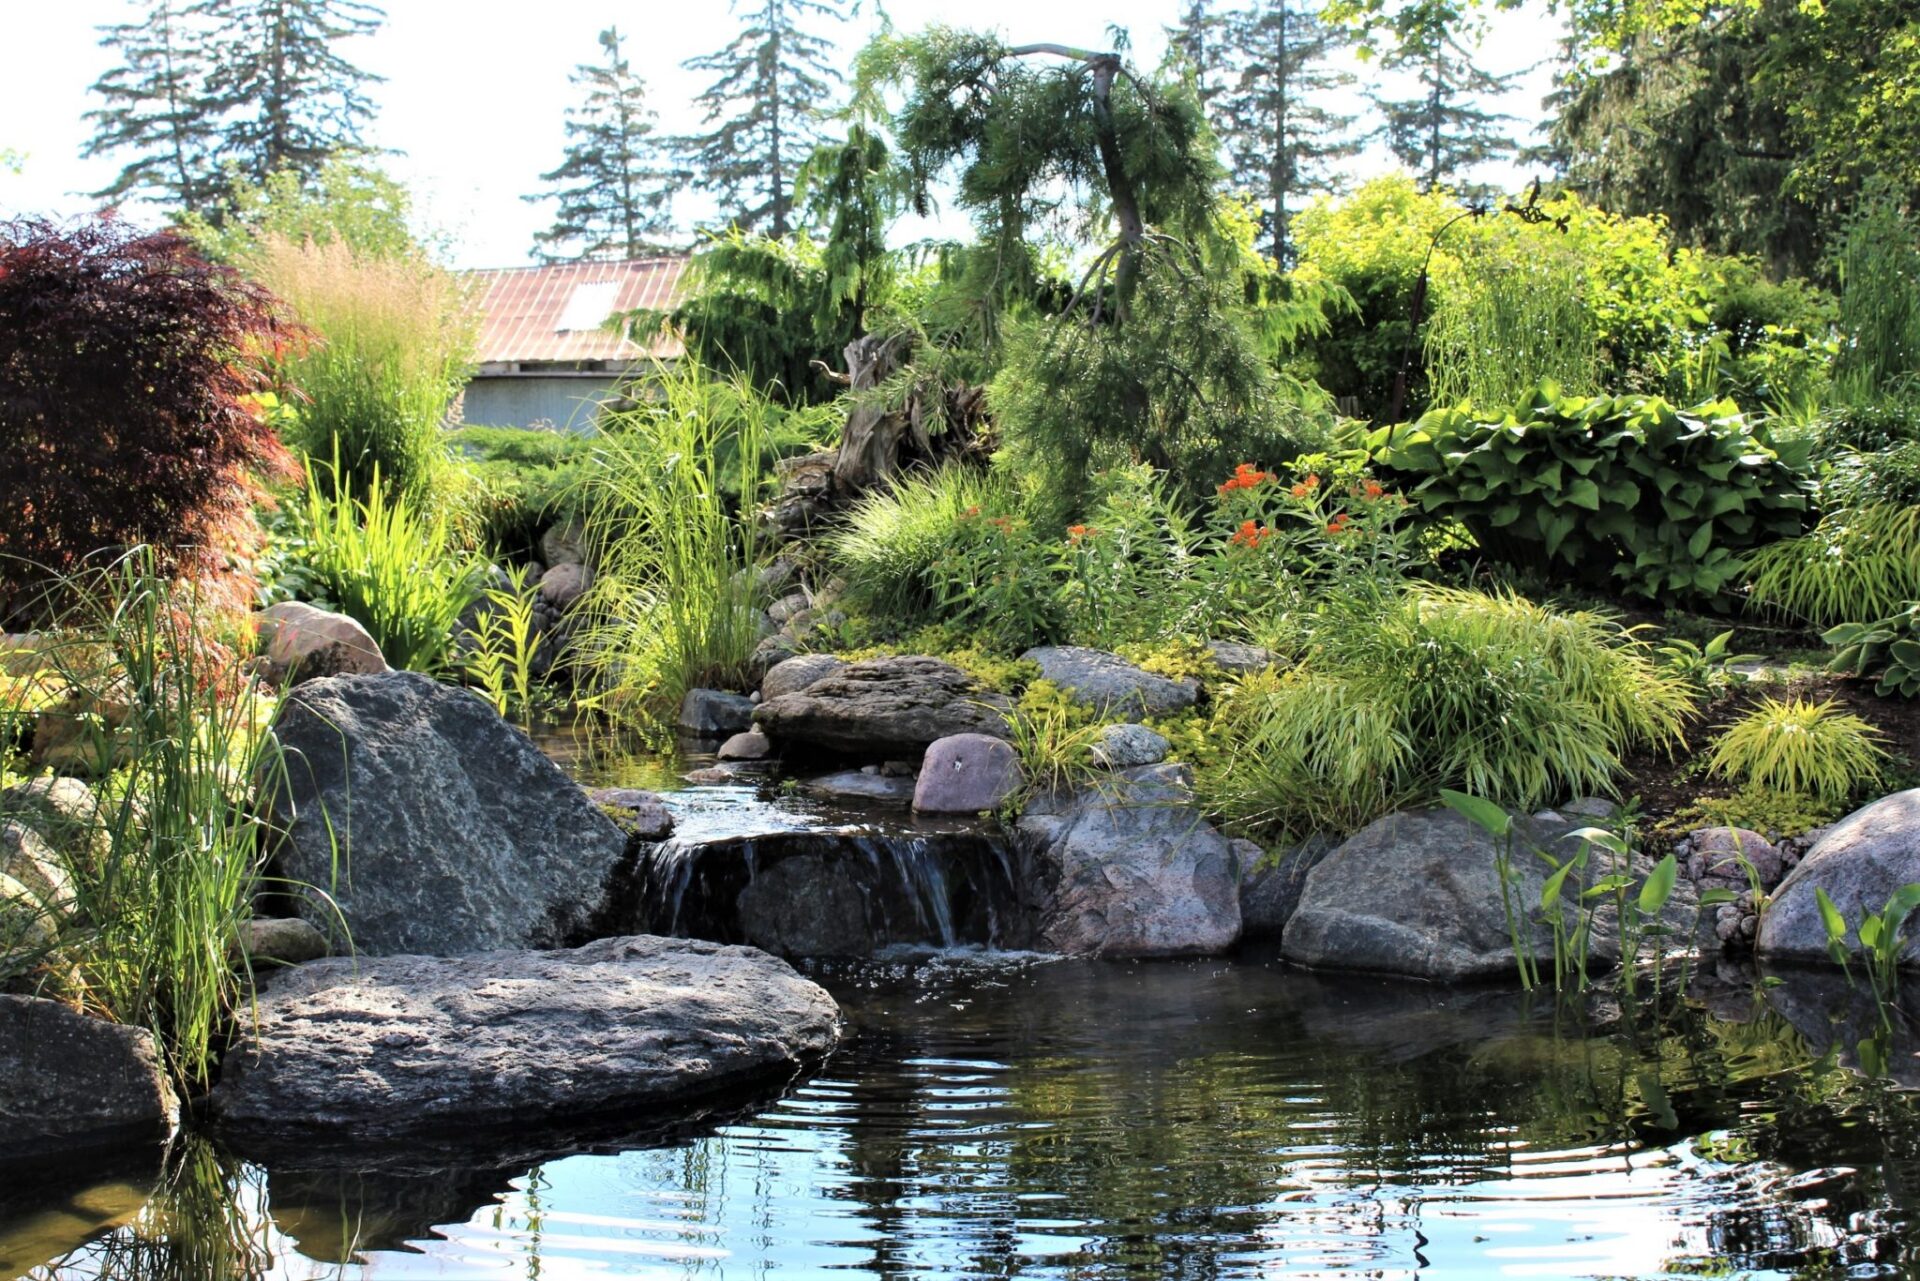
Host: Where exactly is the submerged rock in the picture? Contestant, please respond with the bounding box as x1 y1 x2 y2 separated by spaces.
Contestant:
208 935 839 1139
913 733 1022 814
1759 789 1920 969
1020 646 1199 719
255 601 387 686
0 996 177 1160
1015 763 1241 956
270 672 632 957
799 770 916 805
755 656 1011 759
1281 807 1693 981
587 787 676 842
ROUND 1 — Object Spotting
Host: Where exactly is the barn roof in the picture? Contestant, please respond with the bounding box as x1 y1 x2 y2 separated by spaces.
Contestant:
466 256 688 365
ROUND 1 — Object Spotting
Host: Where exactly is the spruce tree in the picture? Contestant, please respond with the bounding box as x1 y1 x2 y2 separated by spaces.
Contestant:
527 26 677 262
189 0 385 188
1372 28 1522 196
680 0 848 238
83 0 221 214
1165 1 1225 107
1212 1 1360 264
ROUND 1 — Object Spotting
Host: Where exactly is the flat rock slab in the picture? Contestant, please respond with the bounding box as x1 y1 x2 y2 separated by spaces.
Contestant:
1020 646 1199 719
755 656 1011 759
209 935 840 1140
0 995 177 1160
271 672 632 956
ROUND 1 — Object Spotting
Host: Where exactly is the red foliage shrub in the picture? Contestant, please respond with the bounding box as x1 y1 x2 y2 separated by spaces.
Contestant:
0 215 299 616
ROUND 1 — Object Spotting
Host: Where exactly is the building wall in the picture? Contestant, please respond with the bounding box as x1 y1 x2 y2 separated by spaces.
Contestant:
460 375 618 433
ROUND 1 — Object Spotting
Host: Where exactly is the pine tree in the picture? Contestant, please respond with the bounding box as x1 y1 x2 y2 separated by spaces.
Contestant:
1373 29 1522 196
189 0 385 188
680 0 848 238
527 26 677 262
83 0 221 214
1165 1 1225 107
1211 1 1360 264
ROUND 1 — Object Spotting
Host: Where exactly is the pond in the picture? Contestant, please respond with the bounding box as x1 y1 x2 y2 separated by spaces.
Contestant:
6 948 1919 1280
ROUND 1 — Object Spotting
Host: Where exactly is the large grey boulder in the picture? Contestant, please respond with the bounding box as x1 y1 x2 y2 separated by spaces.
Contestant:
678 688 756 736
208 936 839 1139
271 672 632 956
760 653 847 702
1020 646 1199 719
914 733 1022 814
1282 808 1691 981
255 601 387 686
1015 764 1241 956
1759 790 1920 968
0 996 177 1158
1090 723 1169 769
755 656 1011 759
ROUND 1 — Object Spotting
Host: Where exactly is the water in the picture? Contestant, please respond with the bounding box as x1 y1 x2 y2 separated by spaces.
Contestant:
8 952 1920 1280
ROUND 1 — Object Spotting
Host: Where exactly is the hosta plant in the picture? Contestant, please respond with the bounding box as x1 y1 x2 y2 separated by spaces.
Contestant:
1706 697 1888 805
1370 383 1812 599
1826 604 1920 698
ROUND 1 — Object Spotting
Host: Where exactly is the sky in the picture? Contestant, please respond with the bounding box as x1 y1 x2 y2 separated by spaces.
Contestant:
0 0 1564 269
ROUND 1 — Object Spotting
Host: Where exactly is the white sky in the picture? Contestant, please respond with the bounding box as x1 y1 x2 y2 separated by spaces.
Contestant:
0 0 1563 269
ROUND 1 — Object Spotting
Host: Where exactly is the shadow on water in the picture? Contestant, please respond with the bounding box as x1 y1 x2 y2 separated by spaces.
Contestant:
9 955 1920 1280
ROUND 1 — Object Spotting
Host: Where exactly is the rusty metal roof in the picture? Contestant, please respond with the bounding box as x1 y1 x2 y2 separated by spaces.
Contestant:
466 256 688 364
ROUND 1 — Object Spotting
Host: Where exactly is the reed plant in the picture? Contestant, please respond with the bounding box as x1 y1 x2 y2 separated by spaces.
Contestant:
570 362 773 730
248 232 476 505
462 566 542 723
295 459 489 674
829 463 1030 625
1424 247 1601 411
1832 194 1920 408
0 553 285 1090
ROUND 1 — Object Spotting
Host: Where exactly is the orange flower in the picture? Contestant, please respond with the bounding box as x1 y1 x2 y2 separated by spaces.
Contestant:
1067 523 1097 546
1362 480 1386 501
1327 512 1351 535
1229 519 1272 549
1219 462 1273 493
960 505 981 520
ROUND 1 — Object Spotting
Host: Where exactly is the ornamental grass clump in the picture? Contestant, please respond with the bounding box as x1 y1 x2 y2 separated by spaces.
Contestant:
0 554 287 1092
570 362 773 730
1204 586 1692 840
1706 697 1888 805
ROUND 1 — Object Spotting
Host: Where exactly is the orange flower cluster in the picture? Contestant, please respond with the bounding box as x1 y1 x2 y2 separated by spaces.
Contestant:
1218 462 1273 494
1067 524 1098 546
1326 513 1351 535
1359 480 1386 501
1229 519 1273 549
1290 474 1321 498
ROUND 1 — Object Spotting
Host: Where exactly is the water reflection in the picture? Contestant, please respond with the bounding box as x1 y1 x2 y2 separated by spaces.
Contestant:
8 955 1920 1280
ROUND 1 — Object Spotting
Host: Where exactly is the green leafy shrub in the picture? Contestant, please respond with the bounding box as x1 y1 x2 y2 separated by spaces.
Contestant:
447 425 597 555
1201 586 1693 839
293 465 488 673
1057 466 1206 648
1706 697 1887 804
1372 384 1812 599
250 233 476 505
1826 604 1920 697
